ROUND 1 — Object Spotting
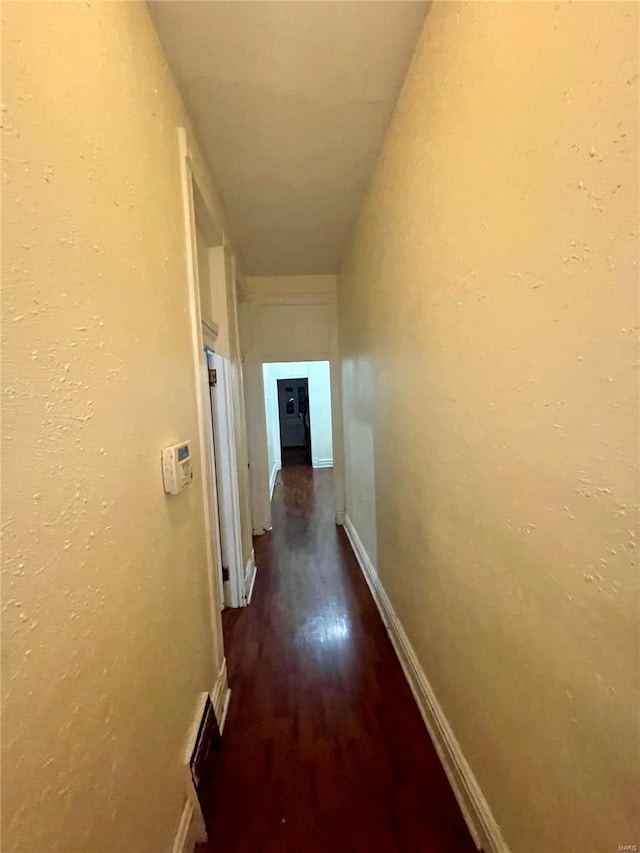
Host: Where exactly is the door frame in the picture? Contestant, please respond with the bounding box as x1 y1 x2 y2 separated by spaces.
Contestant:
177 127 226 645
202 343 226 611
179 126 248 616
207 350 246 608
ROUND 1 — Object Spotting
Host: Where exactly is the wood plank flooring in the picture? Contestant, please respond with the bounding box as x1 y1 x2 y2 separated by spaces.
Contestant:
199 466 476 852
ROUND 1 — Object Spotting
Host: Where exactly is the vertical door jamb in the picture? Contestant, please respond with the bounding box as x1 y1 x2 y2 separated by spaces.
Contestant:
207 350 246 608
177 127 225 648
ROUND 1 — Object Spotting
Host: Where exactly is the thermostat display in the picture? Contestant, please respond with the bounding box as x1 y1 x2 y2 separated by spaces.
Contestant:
162 441 193 495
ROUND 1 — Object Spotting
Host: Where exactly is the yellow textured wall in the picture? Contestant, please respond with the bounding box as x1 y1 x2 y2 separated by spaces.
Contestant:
338 3 639 851
2 3 226 850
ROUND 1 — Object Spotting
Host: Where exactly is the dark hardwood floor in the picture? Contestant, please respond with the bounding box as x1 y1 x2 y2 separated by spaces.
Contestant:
280 445 311 467
198 466 476 852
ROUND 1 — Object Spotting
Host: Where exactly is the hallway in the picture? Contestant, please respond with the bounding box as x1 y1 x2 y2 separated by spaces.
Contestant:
200 467 476 852
3 4 637 850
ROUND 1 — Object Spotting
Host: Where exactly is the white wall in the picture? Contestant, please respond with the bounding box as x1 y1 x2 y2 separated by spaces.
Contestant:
263 363 288 495
307 362 333 467
262 361 333 495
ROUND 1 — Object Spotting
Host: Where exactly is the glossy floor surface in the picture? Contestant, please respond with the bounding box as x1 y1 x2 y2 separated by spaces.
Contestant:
200 467 476 852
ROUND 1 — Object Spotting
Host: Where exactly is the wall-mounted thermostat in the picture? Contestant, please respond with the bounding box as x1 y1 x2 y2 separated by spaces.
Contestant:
162 441 193 495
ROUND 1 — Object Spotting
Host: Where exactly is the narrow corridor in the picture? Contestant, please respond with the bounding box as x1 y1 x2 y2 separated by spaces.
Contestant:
199 467 476 852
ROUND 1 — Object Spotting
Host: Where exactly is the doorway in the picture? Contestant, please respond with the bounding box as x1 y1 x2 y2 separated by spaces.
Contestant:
183 128 247 613
204 348 229 609
262 361 334 503
277 377 311 467
205 348 246 608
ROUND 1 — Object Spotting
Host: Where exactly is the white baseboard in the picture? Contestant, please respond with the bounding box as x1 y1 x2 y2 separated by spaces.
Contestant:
269 463 281 499
343 516 509 853
312 458 333 469
210 656 231 732
172 798 201 853
334 508 345 526
244 550 257 604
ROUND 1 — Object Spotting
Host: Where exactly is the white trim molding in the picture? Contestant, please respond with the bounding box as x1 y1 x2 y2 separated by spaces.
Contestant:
343 516 510 853
210 656 231 732
171 798 199 853
312 457 333 469
269 463 281 500
244 550 257 604
201 318 219 350
244 293 337 307
177 126 225 653
208 351 246 609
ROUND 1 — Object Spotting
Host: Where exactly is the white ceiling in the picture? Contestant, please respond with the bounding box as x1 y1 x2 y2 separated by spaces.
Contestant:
150 1 429 276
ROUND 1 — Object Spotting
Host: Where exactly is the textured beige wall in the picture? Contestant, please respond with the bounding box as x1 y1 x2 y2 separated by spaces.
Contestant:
2 3 227 851
338 3 639 852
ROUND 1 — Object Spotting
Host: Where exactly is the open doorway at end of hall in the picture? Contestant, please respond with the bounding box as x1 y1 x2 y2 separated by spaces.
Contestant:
262 361 334 498
278 377 311 467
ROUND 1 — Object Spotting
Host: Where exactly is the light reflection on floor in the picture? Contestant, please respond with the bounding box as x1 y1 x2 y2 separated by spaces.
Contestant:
301 610 350 646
